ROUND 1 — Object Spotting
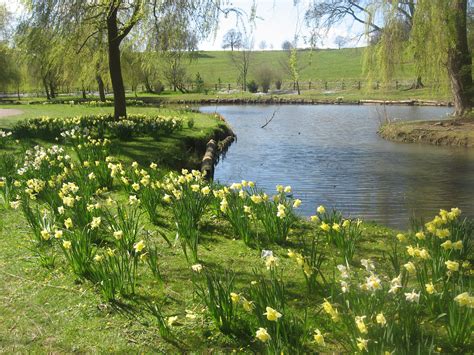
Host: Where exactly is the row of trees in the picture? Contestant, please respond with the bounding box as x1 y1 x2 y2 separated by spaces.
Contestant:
0 1 472 117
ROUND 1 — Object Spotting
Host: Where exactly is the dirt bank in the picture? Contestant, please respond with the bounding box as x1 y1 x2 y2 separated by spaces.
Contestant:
379 118 474 147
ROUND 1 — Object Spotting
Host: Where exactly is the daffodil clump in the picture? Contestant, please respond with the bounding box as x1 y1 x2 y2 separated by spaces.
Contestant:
3 134 472 353
311 205 363 263
0 129 12 148
161 169 213 261
13 113 183 141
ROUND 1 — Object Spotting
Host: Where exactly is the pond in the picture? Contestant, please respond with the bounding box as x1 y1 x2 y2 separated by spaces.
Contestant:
200 104 474 229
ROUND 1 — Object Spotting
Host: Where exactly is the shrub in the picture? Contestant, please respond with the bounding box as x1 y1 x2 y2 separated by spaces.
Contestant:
195 72 205 93
255 66 274 93
275 79 282 90
247 80 258 93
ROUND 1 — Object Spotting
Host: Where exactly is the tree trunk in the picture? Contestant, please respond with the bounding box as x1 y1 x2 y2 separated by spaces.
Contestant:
96 74 106 102
107 7 127 119
144 76 154 93
43 78 50 100
414 76 424 89
447 0 473 116
49 81 56 99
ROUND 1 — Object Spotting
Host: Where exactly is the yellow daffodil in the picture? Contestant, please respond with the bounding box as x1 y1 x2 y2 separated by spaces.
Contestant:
317 205 326 214
357 338 368 351
445 260 459 272
396 233 407 243
415 231 425 240
263 306 282 321
62 240 72 249
230 292 240 304
454 292 474 308
40 229 51 240
90 217 101 229
425 282 436 295
242 298 254 312
355 316 368 334
313 329 325 346
376 313 386 326
404 261 416 274
322 299 339 321
133 240 146 253
320 222 330 232
255 327 271 342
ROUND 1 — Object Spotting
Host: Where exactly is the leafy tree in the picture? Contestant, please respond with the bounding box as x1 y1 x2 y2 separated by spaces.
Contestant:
305 1 420 87
222 29 243 51
306 0 473 115
334 35 347 49
231 36 253 91
280 41 308 95
16 25 64 99
281 40 293 50
0 4 22 94
24 0 241 118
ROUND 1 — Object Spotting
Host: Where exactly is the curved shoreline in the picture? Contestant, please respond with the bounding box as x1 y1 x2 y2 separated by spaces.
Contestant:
149 97 453 107
1 97 453 107
379 118 474 148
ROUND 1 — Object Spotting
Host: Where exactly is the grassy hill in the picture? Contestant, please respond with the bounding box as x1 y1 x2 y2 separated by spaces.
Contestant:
185 48 417 86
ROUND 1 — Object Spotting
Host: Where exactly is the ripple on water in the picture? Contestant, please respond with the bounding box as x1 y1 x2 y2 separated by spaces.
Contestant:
201 104 474 229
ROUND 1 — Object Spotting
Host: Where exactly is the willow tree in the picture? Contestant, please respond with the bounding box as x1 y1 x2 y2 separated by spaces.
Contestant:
304 1 421 87
24 0 241 118
367 0 472 116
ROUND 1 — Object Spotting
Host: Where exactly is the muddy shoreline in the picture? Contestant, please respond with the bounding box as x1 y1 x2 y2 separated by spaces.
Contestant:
379 118 474 147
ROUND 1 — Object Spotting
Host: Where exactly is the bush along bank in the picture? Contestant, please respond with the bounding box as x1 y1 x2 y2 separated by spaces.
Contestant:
0 117 472 353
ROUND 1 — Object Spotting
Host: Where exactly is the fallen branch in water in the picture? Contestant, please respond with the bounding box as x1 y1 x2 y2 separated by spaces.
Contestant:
261 108 279 128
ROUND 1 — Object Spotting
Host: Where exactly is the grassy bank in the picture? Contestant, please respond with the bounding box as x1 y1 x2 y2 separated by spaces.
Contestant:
1 105 473 353
379 115 474 148
0 105 232 170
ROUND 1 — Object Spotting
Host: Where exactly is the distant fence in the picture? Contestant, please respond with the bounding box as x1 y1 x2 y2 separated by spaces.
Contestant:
180 79 423 93
0 79 428 99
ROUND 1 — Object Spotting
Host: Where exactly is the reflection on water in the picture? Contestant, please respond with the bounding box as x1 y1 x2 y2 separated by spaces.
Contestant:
200 105 474 229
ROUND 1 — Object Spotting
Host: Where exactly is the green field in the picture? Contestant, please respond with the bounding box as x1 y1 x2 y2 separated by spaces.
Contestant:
186 48 416 86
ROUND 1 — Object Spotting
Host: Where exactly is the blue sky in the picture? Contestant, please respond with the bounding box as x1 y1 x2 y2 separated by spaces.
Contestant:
3 0 365 50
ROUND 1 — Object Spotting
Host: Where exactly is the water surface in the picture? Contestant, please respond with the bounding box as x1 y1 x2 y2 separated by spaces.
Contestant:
200 105 474 229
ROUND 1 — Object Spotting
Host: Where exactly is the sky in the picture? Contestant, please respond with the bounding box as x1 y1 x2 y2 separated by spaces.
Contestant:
2 0 365 50
201 0 365 50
